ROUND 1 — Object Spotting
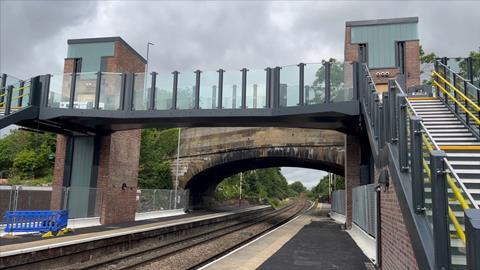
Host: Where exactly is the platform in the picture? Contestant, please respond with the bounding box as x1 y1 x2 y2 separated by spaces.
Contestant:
202 203 374 270
0 205 270 257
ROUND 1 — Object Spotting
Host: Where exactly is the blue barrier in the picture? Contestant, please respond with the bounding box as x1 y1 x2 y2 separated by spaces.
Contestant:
2 210 68 233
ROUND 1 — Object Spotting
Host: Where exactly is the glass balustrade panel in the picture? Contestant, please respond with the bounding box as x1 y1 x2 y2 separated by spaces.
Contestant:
279 65 299 107
99 72 122 110
199 71 218 109
222 70 242 109
155 72 174 110
177 71 196 110
73 72 97 109
304 63 324 105
48 73 72 108
246 69 267 109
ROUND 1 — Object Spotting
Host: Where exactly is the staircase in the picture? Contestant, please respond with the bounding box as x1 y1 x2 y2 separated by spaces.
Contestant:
409 97 480 269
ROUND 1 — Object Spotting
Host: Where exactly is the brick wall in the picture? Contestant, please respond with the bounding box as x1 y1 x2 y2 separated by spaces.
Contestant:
50 135 68 210
405 40 421 88
345 135 361 229
107 41 145 73
378 167 419 270
344 26 359 63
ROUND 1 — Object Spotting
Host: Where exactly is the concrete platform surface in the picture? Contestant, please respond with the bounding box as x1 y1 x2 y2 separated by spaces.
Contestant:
0 205 269 257
203 203 373 270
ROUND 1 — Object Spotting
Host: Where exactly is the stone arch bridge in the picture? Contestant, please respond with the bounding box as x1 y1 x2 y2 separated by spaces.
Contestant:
169 127 345 207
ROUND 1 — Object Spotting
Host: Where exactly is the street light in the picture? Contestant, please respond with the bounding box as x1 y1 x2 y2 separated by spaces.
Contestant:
144 42 155 94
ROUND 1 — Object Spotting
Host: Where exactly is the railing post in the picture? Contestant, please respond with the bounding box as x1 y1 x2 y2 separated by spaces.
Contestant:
466 56 474 84
410 116 425 213
465 209 480 270
430 150 451 270
298 63 305 106
241 68 247 109
94 72 102 110
434 61 440 97
389 80 398 143
352 61 359 101
17 81 25 108
272 67 280 109
172 71 179 110
374 93 379 139
118 73 127 111
32 76 44 107
149 72 157 110
69 72 76 109
379 102 385 148
265 68 271 108
0 73 6 105
217 69 224 109
398 93 409 171
383 93 391 143
5 85 13 115
324 61 331 103
463 80 470 125
194 70 201 109
452 73 458 113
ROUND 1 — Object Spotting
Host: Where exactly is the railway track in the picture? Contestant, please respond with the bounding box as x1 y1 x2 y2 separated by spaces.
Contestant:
75 199 311 270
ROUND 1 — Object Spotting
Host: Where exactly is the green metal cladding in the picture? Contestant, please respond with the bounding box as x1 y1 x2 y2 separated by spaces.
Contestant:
67 42 115 72
351 23 418 68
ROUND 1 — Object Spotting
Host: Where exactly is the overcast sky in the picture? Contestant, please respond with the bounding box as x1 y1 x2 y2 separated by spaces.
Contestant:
1 1 479 188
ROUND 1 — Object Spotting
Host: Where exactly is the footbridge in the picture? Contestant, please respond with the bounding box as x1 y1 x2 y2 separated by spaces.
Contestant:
1 17 480 269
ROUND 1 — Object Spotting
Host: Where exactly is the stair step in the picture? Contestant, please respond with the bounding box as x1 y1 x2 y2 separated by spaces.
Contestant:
449 160 480 166
429 129 472 133
437 142 480 146
434 137 478 142
453 169 480 174
447 152 480 158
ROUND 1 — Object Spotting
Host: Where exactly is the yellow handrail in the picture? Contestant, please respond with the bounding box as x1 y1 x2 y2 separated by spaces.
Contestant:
421 134 469 244
11 93 30 101
432 71 480 112
433 81 480 126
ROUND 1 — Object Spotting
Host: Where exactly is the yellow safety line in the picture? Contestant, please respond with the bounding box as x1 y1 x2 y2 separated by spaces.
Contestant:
0 93 5 98
433 81 480 126
440 145 480 151
407 97 436 101
432 71 480 112
11 93 30 100
11 85 30 92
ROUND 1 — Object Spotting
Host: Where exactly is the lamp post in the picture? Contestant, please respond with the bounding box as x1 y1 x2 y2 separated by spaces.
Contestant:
144 42 154 94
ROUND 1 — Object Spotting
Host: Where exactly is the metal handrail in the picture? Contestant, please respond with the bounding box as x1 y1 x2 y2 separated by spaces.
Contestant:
436 61 480 93
432 71 480 112
433 81 480 125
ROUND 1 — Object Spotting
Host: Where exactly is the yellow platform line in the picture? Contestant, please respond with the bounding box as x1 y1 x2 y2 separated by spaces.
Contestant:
407 97 436 101
440 145 480 151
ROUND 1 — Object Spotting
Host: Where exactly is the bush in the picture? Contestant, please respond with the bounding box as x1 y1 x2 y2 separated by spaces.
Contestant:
12 150 48 179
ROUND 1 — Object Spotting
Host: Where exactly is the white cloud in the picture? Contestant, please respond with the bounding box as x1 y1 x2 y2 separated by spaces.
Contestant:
281 167 328 189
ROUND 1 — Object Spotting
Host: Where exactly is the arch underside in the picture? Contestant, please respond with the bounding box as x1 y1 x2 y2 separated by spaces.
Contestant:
184 153 344 209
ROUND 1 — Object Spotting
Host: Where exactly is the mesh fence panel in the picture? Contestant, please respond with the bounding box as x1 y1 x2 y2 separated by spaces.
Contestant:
352 184 376 237
331 190 345 215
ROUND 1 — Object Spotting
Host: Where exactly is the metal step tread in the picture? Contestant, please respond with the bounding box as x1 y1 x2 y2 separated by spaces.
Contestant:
433 137 478 142
447 152 480 158
449 160 480 166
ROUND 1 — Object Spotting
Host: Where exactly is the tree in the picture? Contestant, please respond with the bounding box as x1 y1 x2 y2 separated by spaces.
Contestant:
311 59 346 102
459 51 480 86
289 181 307 195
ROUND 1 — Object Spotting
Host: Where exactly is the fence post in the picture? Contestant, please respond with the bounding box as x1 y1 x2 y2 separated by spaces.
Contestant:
241 68 247 109
194 70 201 109
352 61 359 101
69 73 76 108
397 93 409 171
430 150 451 269
383 93 391 143
379 102 385 149
410 116 425 213
94 72 102 110
465 209 480 270
374 94 380 140
17 81 25 108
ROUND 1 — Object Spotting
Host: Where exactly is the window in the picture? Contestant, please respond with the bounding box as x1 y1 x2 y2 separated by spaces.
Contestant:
396 41 406 74
74 58 82 73
358 44 368 64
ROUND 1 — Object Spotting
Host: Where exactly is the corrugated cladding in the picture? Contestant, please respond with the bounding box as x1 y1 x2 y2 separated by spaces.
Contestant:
351 23 418 68
67 42 115 72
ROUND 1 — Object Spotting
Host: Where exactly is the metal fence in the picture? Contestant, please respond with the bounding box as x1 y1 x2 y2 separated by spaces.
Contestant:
136 189 189 213
1 186 189 224
331 189 345 215
352 184 377 237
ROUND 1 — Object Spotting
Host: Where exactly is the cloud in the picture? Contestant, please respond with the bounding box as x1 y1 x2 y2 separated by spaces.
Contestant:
2 1 479 79
281 167 327 189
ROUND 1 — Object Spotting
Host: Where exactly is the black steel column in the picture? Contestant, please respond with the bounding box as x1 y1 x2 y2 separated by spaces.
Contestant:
410 116 425 213
149 72 157 110
324 61 331 103
298 63 305 106
172 71 179 110
194 70 201 109
272 67 280 109
352 61 359 101
241 68 247 109
39 75 50 107
430 150 451 270
217 69 224 109
265 68 271 108
94 72 102 110
69 73 77 109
